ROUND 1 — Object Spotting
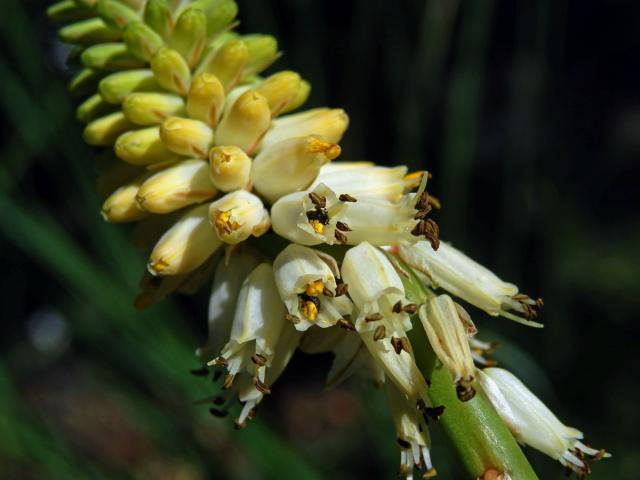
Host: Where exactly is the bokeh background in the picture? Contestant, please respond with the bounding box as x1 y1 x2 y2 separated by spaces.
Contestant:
1 0 638 478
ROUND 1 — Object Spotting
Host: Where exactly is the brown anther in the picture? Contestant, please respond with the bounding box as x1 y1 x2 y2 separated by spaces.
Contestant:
337 317 355 331
251 354 267 367
190 366 209 376
252 376 272 395
334 230 348 244
392 301 403 314
415 191 430 211
322 286 334 297
536 297 545 308
591 449 608 462
365 313 383 322
424 405 446 421
512 293 529 301
335 282 349 297
413 208 432 220
285 313 300 324
456 382 476 402
338 193 357 202
208 407 228 418
336 221 352 232
400 336 412 353
308 191 326 208
373 325 386 341
390 336 403 354
402 303 418 314
222 373 234 390
214 356 228 368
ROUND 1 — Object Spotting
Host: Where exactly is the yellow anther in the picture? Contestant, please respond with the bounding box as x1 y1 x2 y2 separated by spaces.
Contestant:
308 138 341 160
309 220 324 233
404 170 425 189
305 280 324 297
214 210 240 235
301 301 318 321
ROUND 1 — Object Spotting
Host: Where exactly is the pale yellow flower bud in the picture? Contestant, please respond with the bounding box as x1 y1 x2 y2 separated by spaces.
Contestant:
148 204 223 276
201 39 248 92
151 47 192 95
77 93 115 123
84 111 135 146
216 90 271 155
255 71 302 116
122 92 185 126
252 136 341 204
101 172 150 222
115 126 180 166
186 73 225 127
58 17 120 45
209 145 251 192
99 69 158 104
260 108 348 152
81 42 143 71
419 295 476 401
281 79 310 114
136 159 218 214
209 190 270 244
143 0 173 40
123 22 164 62
160 117 214 159
168 7 206 68
242 34 279 76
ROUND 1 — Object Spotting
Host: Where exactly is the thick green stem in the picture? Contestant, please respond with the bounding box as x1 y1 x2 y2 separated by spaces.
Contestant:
400 261 538 479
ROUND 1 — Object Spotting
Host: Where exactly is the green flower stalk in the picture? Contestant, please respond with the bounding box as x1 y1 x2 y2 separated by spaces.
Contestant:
48 1 610 478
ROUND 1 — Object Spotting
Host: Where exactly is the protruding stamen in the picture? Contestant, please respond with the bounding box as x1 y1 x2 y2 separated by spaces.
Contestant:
338 193 357 202
373 325 386 341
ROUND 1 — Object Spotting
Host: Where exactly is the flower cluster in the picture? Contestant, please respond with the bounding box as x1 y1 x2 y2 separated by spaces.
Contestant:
49 1 608 477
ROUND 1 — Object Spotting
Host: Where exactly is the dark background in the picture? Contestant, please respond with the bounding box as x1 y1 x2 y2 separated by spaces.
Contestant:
0 0 638 478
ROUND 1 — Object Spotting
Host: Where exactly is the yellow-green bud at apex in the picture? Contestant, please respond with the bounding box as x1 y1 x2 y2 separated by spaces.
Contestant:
77 93 117 123
84 111 135 146
201 39 248 93
58 17 121 45
160 117 214 159
216 90 271 155
169 7 207 69
82 42 144 70
96 0 140 31
123 22 164 62
99 69 157 104
186 73 225 127
115 126 181 166
151 47 192 95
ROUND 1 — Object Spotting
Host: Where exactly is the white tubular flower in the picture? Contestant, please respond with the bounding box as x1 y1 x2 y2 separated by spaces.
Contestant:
196 249 262 360
396 241 543 327
419 295 476 401
148 204 223 276
273 244 353 331
212 263 287 393
235 325 301 428
310 163 409 202
136 159 218 214
386 382 436 480
342 242 429 399
209 190 271 244
478 368 610 475
271 178 439 247
259 108 349 152
252 136 341 204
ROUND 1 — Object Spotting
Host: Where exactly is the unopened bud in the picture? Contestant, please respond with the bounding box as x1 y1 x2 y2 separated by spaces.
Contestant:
201 39 248 92
84 111 135 146
122 92 185 126
216 90 271 155
69 68 102 96
151 47 192 95
209 190 270 244
99 69 157 104
282 79 310 114
160 117 214 158
77 93 116 123
101 172 150 222
143 0 173 39
209 145 251 192
260 108 348 152
191 0 238 37
169 7 207 68
47 1 93 23
115 126 180 166
123 21 164 61
242 34 279 77
419 295 476 401
252 136 340 203
95 0 140 31
137 159 218 214
81 42 144 71
148 204 223 276
58 17 120 44
255 71 302 116
186 73 225 127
